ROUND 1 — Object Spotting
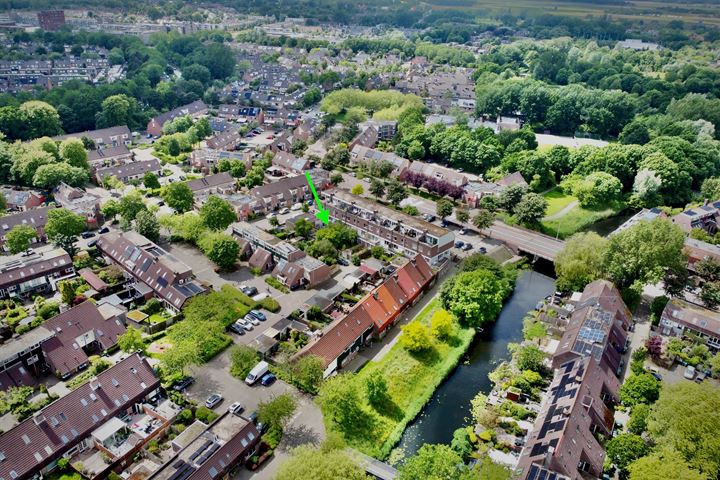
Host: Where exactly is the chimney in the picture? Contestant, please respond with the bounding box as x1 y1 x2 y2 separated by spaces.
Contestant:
90 378 101 391
372 292 378 300
544 446 555 467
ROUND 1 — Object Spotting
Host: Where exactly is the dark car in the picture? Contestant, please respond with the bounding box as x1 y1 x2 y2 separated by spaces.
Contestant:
172 376 195 392
260 373 276 387
241 285 258 296
99 227 110 234
461 243 473 251
336 257 349 266
81 232 96 239
454 241 464 248
87 239 98 248
248 310 266 322
247 411 258 424
228 323 246 335
479 247 487 254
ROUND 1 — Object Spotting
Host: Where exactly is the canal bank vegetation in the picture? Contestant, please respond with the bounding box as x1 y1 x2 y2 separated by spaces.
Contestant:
317 254 519 460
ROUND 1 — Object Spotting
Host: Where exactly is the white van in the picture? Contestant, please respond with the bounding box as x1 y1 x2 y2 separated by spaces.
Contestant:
245 361 270 385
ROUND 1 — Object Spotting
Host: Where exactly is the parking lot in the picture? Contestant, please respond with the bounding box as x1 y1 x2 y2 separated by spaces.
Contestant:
182 348 325 480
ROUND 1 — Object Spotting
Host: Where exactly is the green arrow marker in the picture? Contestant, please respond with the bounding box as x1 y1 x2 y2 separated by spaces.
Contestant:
305 171 329 225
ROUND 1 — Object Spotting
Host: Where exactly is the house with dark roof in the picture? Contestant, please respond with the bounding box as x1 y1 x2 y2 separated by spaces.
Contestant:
205 130 242 151
272 151 310 174
87 144 134 168
348 125 378 150
248 248 274 273
406 160 468 187
297 255 435 376
54 125 131 148
553 280 631 376
96 231 206 312
350 146 411 177
186 172 235 196
147 101 208 137
189 149 253 174
671 200 720 233
148 412 260 480
0 354 164 480
0 248 74 299
660 298 720 353
42 300 127 379
95 159 161 184
0 206 52 251
518 357 619 480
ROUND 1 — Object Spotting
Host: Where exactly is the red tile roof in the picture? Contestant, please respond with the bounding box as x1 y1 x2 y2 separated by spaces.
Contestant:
78 267 108 292
42 301 126 376
0 354 159 480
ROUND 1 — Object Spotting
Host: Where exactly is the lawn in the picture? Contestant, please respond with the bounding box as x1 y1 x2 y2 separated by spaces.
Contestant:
541 202 625 239
334 297 476 459
542 188 577 217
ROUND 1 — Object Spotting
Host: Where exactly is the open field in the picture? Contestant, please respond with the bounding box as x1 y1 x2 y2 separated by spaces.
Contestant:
427 0 720 26
541 201 625 239
543 188 577 218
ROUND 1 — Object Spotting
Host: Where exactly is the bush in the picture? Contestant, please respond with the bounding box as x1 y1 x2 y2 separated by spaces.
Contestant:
260 297 281 313
195 406 218 424
650 295 669 326
177 408 194 425
265 277 290 293
229 346 259 379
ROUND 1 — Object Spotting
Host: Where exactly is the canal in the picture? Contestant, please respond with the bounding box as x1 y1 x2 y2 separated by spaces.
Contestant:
396 268 556 456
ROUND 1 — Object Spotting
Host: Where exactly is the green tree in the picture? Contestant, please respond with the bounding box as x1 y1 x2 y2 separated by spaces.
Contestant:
647 382 720 476
620 373 660 407
160 340 200 376
351 184 364 195
118 327 145 353
440 270 508 328
365 371 388 408
258 393 297 432
497 184 525 213
399 322 432 352
101 199 120 220
317 374 366 435
430 309 454 340
509 343 545 373
369 179 385 199
293 355 325 394
19 101 63 139
134 210 160 242
59 138 89 170
199 232 240 270
143 172 161 189
5 224 37 254
473 210 495 230
118 190 147 221
628 448 705 480
294 218 314 239
229 345 259 379
701 177 720 201
628 403 650 435
274 444 370 480
606 433 649 473
200 196 236 230
514 193 547 224
162 182 194 213
456 208 469 223
436 199 454 219
620 119 651 145
53 233 78 257
32 163 88 188
386 179 407 206
45 208 86 240
399 444 467 480
554 232 609 292
330 172 344 186
96 94 136 128
603 218 686 289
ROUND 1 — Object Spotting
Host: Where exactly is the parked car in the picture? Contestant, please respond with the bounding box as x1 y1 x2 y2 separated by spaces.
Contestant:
454 241 465 248
99 227 110 234
172 377 195 392
244 314 260 326
459 227 467 235
247 411 258 423
179 175 186 181
279 207 290 214
81 232 96 239
260 373 277 387
240 285 258 296
248 310 266 322
205 393 223 409
228 402 244 415
337 257 349 266
245 361 270 386
461 243 473 251
423 214 435 222
236 319 253 331
479 247 487 254
21 249 34 257
684 365 696 379
291 203 302 211
87 239 98 248
228 323 246 335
